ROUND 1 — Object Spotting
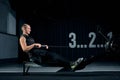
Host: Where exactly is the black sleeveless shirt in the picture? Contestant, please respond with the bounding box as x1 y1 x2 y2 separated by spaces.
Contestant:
21 34 47 55
21 34 35 46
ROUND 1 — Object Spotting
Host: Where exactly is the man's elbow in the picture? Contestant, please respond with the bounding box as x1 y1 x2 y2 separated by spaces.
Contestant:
22 48 29 53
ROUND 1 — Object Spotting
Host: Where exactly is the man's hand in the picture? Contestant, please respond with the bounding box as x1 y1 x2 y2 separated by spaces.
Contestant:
34 43 41 48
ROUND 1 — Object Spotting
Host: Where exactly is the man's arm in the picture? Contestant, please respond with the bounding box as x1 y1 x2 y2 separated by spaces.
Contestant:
19 36 41 52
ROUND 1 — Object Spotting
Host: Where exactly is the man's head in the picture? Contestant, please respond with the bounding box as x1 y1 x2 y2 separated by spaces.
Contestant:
21 24 31 35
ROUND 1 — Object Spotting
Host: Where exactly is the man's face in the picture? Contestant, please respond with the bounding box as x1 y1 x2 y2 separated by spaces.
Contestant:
25 25 31 34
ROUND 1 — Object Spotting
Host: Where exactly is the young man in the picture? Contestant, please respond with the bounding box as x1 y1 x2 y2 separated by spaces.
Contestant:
19 23 84 71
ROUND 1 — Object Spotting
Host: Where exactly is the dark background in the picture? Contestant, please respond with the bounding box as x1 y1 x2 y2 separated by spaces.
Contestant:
9 0 119 32
9 0 120 61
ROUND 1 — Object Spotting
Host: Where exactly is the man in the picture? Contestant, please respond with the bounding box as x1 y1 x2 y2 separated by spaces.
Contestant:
19 23 84 71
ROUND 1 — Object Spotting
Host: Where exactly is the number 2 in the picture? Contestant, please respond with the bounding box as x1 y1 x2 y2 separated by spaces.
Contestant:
89 32 96 48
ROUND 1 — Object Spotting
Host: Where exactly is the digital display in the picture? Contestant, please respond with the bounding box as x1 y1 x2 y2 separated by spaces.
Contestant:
69 31 112 49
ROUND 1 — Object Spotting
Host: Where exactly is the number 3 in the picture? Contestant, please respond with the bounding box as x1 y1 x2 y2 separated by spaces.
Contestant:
69 32 76 48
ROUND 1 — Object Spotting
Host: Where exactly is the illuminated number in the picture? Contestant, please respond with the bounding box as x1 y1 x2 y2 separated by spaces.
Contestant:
89 32 96 48
69 32 76 48
107 32 112 40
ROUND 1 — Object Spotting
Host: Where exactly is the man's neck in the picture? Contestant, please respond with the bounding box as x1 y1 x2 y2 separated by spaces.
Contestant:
22 33 29 36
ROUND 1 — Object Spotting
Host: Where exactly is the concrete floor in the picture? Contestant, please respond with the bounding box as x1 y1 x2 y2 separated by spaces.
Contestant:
0 60 120 73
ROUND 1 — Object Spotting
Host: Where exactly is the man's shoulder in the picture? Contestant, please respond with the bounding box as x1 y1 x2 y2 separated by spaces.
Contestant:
20 34 28 38
20 35 26 39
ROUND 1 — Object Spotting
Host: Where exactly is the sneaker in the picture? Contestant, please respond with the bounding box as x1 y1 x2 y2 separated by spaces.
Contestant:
71 57 84 70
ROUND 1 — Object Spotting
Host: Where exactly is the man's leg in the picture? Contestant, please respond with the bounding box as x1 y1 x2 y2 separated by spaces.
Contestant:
46 51 72 70
46 51 85 71
31 49 84 71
